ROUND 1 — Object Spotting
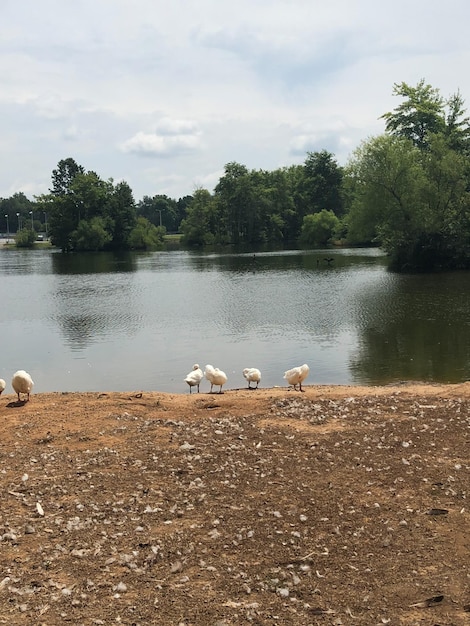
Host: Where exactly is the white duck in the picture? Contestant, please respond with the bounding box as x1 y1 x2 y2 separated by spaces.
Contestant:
184 364 203 393
283 363 309 392
204 364 227 394
12 370 34 402
243 367 261 389
0 379 5 395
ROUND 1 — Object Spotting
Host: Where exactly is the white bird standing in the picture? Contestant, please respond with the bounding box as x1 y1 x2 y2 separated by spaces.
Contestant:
204 364 228 394
283 363 309 392
242 367 261 389
12 370 34 402
0 379 5 395
184 364 204 393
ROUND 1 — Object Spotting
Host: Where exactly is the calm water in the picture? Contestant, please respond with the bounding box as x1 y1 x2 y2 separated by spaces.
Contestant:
1 247 470 394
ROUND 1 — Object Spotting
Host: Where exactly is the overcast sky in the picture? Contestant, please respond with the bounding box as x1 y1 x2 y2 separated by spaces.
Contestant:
1 0 469 202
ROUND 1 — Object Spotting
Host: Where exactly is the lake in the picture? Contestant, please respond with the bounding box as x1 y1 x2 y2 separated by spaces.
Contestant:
1 246 469 394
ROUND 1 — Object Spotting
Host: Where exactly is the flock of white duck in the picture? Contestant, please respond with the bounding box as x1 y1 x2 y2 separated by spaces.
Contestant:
0 370 34 402
0 364 309 401
185 363 310 394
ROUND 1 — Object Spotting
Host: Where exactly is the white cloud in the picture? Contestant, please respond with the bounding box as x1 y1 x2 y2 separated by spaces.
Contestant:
120 131 202 157
1 0 470 200
120 118 203 157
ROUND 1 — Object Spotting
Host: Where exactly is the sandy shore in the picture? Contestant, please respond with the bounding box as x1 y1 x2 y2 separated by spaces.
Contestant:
0 383 469 625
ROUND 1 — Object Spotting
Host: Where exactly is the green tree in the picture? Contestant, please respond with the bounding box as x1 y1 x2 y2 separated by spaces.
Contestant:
345 134 425 256
180 188 216 246
14 227 36 248
381 79 445 150
300 210 340 246
51 157 85 195
137 195 180 231
444 91 470 154
0 192 36 233
381 80 470 157
250 168 295 243
106 181 137 249
128 217 164 250
71 217 112 251
215 162 255 244
283 164 307 239
40 158 88 251
345 131 470 271
301 150 344 216
40 159 138 252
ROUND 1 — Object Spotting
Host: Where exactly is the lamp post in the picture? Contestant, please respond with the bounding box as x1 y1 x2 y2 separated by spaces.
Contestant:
29 210 34 231
43 211 48 236
16 212 21 231
4 214 9 238
157 209 162 228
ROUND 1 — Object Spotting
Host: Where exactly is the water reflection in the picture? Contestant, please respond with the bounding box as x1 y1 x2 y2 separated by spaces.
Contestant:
1 246 470 393
0 248 53 274
51 251 137 274
52 271 140 351
184 247 386 274
350 271 470 383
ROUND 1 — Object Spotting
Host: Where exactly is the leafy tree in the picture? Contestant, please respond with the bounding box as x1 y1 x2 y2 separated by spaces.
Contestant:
345 131 470 270
39 158 88 251
106 181 136 250
176 195 193 230
15 228 36 248
301 150 344 216
283 164 307 239
128 217 164 250
180 189 216 246
0 192 36 233
345 135 425 254
71 217 112 251
40 159 137 252
251 168 295 243
215 162 255 244
444 91 470 154
51 157 85 195
381 80 445 150
300 210 340 246
381 80 470 156
137 194 179 231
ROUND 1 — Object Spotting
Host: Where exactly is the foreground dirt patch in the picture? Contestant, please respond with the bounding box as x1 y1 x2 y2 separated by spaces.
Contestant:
0 383 469 625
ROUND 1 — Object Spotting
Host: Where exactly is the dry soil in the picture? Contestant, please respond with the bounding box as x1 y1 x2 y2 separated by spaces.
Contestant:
0 383 469 625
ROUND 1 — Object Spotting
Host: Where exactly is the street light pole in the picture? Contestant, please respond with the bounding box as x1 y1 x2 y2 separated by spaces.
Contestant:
43 211 48 236
16 212 20 231
29 210 34 230
157 209 162 227
4 214 9 237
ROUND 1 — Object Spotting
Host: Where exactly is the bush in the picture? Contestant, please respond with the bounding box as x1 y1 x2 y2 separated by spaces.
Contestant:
300 210 340 246
128 217 164 250
15 229 36 248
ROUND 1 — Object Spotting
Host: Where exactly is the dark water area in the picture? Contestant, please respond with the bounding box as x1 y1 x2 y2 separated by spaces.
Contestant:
1 246 469 394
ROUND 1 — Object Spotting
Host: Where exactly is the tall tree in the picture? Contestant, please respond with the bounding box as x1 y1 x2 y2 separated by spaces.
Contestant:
302 150 344 216
180 188 216 246
345 134 426 258
444 90 470 154
106 181 136 249
50 157 85 195
215 162 254 244
381 80 445 150
0 192 35 233
345 131 470 271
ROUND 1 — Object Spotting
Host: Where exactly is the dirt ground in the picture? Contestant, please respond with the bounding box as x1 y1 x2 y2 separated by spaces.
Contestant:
0 382 469 625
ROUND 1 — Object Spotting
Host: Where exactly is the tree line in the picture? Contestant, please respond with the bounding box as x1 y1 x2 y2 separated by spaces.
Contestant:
2 79 470 271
